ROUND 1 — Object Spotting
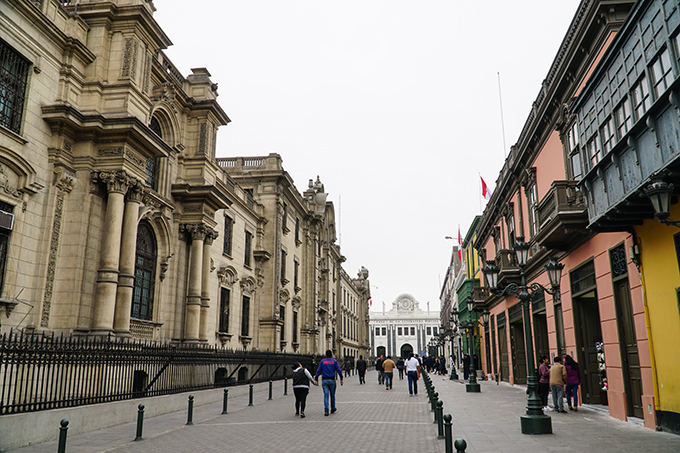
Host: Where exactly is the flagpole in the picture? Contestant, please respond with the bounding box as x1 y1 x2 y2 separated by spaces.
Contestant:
479 173 482 213
498 72 508 158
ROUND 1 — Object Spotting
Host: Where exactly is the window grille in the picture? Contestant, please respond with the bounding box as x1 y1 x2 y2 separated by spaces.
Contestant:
0 39 30 134
132 222 156 321
223 216 233 255
219 287 230 332
244 231 252 267
241 295 250 337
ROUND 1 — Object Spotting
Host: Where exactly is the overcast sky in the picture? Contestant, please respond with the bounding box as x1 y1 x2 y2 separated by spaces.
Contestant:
156 0 581 314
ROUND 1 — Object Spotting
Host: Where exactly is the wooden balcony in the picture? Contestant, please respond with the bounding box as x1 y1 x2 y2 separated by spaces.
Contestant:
534 180 589 250
495 249 520 287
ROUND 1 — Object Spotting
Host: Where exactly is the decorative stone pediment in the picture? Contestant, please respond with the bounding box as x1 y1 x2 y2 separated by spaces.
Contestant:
291 296 301 310
279 289 290 305
217 265 239 288
240 276 257 295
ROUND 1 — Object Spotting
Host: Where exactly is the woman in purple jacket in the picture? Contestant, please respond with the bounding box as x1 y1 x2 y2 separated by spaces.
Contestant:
564 355 581 411
538 356 551 411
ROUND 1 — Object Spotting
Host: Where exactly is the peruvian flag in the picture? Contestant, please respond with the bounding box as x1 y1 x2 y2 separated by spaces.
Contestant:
369 299 373 307
457 226 463 261
481 176 492 201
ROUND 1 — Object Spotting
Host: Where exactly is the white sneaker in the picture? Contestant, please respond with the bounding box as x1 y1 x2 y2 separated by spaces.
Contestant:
544 406 553 411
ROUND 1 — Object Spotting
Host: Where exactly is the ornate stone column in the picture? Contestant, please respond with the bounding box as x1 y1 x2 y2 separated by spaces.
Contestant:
92 171 132 335
199 230 218 342
113 181 147 336
182 223 207 343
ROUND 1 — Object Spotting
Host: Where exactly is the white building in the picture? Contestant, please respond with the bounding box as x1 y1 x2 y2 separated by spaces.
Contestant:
369 294 440 359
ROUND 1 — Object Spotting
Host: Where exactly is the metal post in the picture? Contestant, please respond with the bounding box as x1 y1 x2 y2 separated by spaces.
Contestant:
431 391 438 413
436 400 444 438
222 389 228 414
449 337 459 380
454 438 467 452
186 395 194 425
57 419 69 453
248 384 254 406
284 377 288 395
444 414 453 453
134 404 144 441
268 380 273 400
465 323 480 392
518 269 552 434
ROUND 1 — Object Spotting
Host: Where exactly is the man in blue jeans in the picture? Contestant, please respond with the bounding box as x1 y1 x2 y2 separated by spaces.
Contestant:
314 350 344 416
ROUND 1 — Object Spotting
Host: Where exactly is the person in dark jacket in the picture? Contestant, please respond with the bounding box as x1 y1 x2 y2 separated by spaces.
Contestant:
292 362 317 418
314 350 343 416
396 357 405 380
463 354 471 380
356 355 367 384
375 355 384 385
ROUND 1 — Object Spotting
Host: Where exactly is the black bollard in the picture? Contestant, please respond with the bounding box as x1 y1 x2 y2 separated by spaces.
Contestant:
134 404 145 441
222 389 228 414
454 438 467 453
431 391 439 413
268 380 273 400
284 377 288 395
436 400 444 438
57 419 69 453
186 395 194 425
444 414 453 453
249 384 254 406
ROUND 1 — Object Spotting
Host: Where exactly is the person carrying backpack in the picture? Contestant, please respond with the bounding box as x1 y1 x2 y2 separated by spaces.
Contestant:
292 362 317 418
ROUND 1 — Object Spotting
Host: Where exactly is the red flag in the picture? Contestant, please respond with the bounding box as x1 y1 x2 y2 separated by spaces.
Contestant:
481 176 492 201
457 226 463 261
369 299 373 307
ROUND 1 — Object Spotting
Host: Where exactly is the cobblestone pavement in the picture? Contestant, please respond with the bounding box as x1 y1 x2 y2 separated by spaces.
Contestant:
8 371 440 453
429 371 680 453
8 370 680 453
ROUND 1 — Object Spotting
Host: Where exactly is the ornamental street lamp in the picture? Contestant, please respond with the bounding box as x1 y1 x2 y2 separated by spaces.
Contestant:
643 179 680 228
483 236 564 435
452 302 488 393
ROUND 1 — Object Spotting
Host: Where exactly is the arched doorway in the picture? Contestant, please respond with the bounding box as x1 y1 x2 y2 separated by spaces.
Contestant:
400 343 413 359
131 221 156 321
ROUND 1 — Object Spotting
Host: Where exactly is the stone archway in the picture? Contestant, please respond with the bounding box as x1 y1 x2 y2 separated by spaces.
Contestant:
400 343 413 359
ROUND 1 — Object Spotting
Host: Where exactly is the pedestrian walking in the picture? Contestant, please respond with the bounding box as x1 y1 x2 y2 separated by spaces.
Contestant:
404 352 421 396
438 356 447 375
376 355 385 385
396 357 405 380
292 362 317 418
356 355 367 384
549 356 568 413
463 353 471 380
382 356 396 390
564 355 581 411
314 350 343 416
537 355 551 411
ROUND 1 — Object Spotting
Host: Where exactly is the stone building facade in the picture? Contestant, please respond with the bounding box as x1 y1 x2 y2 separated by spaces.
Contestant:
0 0 369 356
370 294 440 359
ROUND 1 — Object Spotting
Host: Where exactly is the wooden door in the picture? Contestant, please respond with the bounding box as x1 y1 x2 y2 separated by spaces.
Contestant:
498 324 509 382
574 296 604 405
510 321 527 385
615 279 643 418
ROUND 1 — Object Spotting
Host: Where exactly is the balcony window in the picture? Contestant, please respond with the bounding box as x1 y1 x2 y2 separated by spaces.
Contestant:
527 184 539 237
631 75 651 120
601 116 616 154
651 49 673 98
567 122 583 180
219 287 230 333
587 136 602 168
0 39 30 134
280 305 285 341
507 212 516 245
614 97 633 138
0 202 13 294
281 249 287 281
241 295 250 337
294 259 299 287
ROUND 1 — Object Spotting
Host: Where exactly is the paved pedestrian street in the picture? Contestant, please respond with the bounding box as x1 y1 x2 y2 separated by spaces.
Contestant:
8 371 680 453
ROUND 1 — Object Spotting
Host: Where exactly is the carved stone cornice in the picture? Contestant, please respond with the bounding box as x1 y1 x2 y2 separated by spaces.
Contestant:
180 222 209 241
217 265 239 288
92 170 134 195
53 167 76 194
126 180 148 203
240 276 257 296
204 229 219 246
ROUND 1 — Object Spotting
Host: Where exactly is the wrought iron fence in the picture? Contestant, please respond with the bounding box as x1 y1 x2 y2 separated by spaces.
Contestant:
0 331 314 415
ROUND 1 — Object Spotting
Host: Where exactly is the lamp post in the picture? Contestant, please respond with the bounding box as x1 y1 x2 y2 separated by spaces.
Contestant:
451 302 488 393
482 236 564 435
446 322 459 381
643 179 680 228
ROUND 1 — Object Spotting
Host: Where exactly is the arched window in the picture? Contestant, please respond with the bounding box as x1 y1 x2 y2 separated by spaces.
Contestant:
132 221 156 321
146 116 162 191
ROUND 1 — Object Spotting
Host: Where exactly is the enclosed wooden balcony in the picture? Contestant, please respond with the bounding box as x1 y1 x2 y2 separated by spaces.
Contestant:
534 180 589 250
